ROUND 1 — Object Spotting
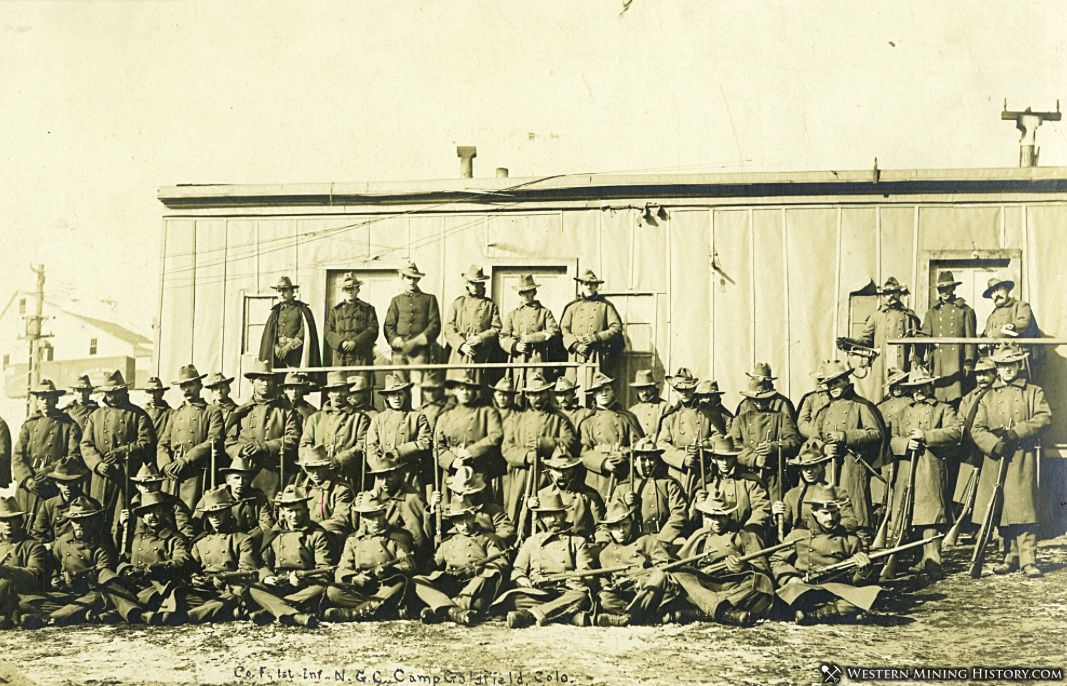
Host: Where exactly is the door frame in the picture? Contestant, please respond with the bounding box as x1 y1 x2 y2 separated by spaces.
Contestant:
918 248 1023 313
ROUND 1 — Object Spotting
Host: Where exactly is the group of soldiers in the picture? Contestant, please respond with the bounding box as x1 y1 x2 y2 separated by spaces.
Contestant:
0 266 1052 630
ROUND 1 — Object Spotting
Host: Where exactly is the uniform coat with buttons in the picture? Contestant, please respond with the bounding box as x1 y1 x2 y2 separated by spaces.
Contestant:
735 394 797 422
191 528 258 573
471 502 516 545
782 481 859 534
383 288 441 364
498 300 560 368
698 469 771 539
224 398 300 500
606 473 688 543
80 402 155 534
860 303 922 375
559 295 624 377
158 399 224 511
32 493 80 543
130 490 197 541
335 525 415 580
889 398 962 526
414 529 510 614
657 403 725 492
303 478 355 539
0 534 49 595
124 526 192 580
501 408 577 521
769 525 879 611
797 390 830 439
366 408 432 492
195 487 275 538
346 485 429 553
12 409 82 515
983 297 1043 364
259 522 335 576
951 385 994 503
301 403 372 490
970 378 1051 526
324 298 379 367
921 296 977 402
143 401 172 445
434 404 505 488
444 294 502 366
730 407 802 501
537 483 605 539
578 403 642 500
629 398 670 441
595 532 671 616
671 527 774 617
63 400 98 431
812 393 884 529
511 529 594 585
52 530 116 578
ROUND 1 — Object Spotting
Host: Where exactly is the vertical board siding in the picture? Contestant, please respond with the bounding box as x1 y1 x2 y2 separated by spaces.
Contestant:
711 209 751 409
784 208 838 399
158 220 195 390
192 220 227 375
667 210 711 382
752 208 787 382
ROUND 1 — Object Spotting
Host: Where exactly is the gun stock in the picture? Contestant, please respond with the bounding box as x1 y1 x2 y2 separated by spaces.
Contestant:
872 461 897 549
807 535 942 583
969 419 1014 578
880 448 918 580
679 539 796 576
944 465 979 547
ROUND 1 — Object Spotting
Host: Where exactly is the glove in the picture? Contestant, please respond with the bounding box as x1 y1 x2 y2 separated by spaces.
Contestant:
163 459 186 479
992 441 1010 459
23 478 41 496
575 343 591 357
1002 429 1020 444
724 555 744 574
390 336 405 351
623 492 637 507
771 501 786 516
95 462 120 479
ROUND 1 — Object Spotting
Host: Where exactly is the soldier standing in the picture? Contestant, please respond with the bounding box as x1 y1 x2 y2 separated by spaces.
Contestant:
203 372 238 425
578 372 643 501
324 272 379 381
417 372 449 436
281 372 318 426
498 274 561 388
366 374 432 495
63 375 99 430
444 266 502 384
31 460 90 544
856 277 922 385
490 378 519 423
258 275 322 370
300 371 371 491
921 271 977 404
553 377 593 430
627 370 669 440
224 360 300 500
951 357 997 519
797 362 834 439
560 269 624 382
730 378 802 503
383 261 441 383
981 276 1043 366
12 379 82 521
158 365 224 511
970 345 1052 577
435 370 504 500
658 368 723 494
141 377 173 442
734 363 797 419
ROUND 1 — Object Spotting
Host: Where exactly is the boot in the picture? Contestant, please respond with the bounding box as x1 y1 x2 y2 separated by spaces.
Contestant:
992 559 1019 575
248 609 273 625
716 607 755 627
446 607 476 626
323 602 378 623
420 607 445 624
662 607 702 625
293 613 319 628
595 612 629 627
16 613 45 630
570 611 591 627
1022 564 1043 579
506 610 535 629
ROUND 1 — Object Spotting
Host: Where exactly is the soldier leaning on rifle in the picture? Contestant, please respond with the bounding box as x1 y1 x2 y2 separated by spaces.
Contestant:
796 362 833 439
203 372 238 425
366 374 432 496
874 368 912 505
773 439 858 536
439 467 514 546
950 357 997 516
627 370 670 440
324 491 416 623
186 486 260 624
119 463 196 542
658 368 723 495
0 496 50 628
770 486 880 625
414 494 510 627
443 266 502 385
601 438 687 546
665 494 775 627
490 377 519 422
501 488 596 629
886 369 962 578
734 363 797 420
730 376 802 503
578 372 643 502
533 449 605 540
300 371 371 491
22 496 144 627
970 345 1052 578
80 370 154 542
158 365 225 513
194 457 275 540
63 374 100 430
31 459 91 545
691 435 771 543
13 379 82 523
256 485 334 627
142 376 173 443
348 453 429 555
225 360 301 500
297 445 354 550
435 370 505 502
118 490 192 625
921 271 977 405
282 372 318 426
591 499 671 627
552 376 593 430
500 370 576 525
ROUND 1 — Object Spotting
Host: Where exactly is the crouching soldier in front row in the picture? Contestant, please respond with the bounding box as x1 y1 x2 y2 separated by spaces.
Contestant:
499 489 595 629
324 492 415 623
770 486 880 625
665 494 776 627
0 496 63 628
414 495 510 626
186 486 261 623
256 485 334 628
592 499 671 627
118 491 192 625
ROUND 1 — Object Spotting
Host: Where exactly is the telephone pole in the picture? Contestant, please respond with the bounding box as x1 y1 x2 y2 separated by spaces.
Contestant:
23 265 46 415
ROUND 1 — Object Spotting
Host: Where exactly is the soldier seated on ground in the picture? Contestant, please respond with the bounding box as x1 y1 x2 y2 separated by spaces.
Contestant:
592 499 671 627
772 439 858 535
665 494 775 627
31 459 90 545
186 487 261 624
195 457 275 538
770 486 880 625
297 445 354 548
436 466 515 545
120 462 196 542
532 449 605 540
0 496 51 629
501 489 596 629
348 453 429 556
414 495 510 626
324 492 416 623
118 491 193 626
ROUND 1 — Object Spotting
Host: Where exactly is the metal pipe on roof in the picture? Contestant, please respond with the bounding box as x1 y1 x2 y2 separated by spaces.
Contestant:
457 146 477 178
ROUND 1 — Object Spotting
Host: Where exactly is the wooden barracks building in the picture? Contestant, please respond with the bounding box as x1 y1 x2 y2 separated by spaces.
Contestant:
154 157 1067 530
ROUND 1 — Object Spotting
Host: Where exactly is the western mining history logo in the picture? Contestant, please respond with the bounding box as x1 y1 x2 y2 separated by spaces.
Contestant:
818 664 1064 683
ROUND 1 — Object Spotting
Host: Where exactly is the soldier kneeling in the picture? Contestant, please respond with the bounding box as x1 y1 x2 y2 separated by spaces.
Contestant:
593 499 671 627
414 495 510 626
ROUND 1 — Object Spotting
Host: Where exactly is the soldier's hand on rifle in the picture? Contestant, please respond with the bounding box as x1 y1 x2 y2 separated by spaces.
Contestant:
962 360 974 375
725 555 744 574
623 492 637 507
1000 324 1018 337
191 574 208 587
390 336 405 351
850 551 872 569
119 509 130 526
683 444 699 470
212 576 228 591
341 340 356 352
514 576 533 588
1002 428 1020 445
352 571 373 586
96 462 120 479
239 443 259 459
163 459 186 479
23 478 42 496
907 429 926 453
576 343 591 357
429 490 443 512
287 571 301 586
604 454 626 474
564 577 586 592
754 453 768 469
263 574 283 587
51 573 64 590
827 431 846 444
771 500 786 516
756 441 774 457
527 496 539 511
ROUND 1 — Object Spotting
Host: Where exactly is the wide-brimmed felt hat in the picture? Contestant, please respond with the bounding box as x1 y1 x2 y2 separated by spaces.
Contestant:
601 499 635 525
65 495 105 519
204 372 234 388
707 434 741 457
378 373 412 394
219 457 258 475
199 486 237 513
821 360 854 384
632 437 664 456
420 371 445 389
243 360 277 380
70 374 95 391
96 370 129 392
810 360 835 383
144 377 166 392
885 367 909 388
398 261 426 279
552 377 578 394
880 276 909 295
746 362 777 382
274 484 313 506
348 375 372 392
531 488 569 512
131 462 166 483
367 452 405 474
462 265 489 282
629 369 659 388
281 371 313 389
490 377 517 394
807 485 844 512
446 465 487 495
542 448 581 471
740 378 776 400
445 369 481 389
29 379 66 397
351 491 387 514
46 459 89 481
171 364 207 386
321 371 352 390
982 276 1015 300
935 271 962 289
444 494 478 518
340 271 364 291
586 372 614 393
271 275 299 291
298 445 333 468
990 344 1029 364
134 491 170 515
573 269 604 284
512 274 541 292
521 371 554 394
696 380 724 396
665 367 698 390
899 368 938 388
0 496 26 518
695 494 738 517
974 357 997 373
788 439 833 467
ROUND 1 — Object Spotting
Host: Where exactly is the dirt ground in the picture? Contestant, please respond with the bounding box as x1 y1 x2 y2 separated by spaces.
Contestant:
3 538 1065 686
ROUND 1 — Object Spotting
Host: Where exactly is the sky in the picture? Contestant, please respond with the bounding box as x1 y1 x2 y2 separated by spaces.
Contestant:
0 0 1065 332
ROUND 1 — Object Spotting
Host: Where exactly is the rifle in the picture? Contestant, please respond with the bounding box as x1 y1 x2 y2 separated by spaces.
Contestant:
775 423 785 542
845 449 888 484
871 461 897 549
806 534 943 584
628 443 635 492
210 569 260 583
880 446 918 580
121 458 134 554
292 566 337 580
697 440 707 492
943 465 979 547
516 451 534 543
969 419 1014 579
447 545 516 578
432 439 444 549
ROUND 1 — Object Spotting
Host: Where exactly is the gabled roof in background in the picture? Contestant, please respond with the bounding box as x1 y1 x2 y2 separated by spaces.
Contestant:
0 290 152 349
